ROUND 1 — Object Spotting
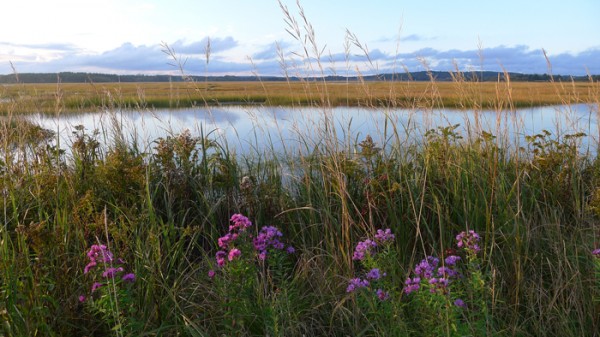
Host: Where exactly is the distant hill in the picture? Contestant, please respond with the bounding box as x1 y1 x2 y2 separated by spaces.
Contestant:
0 71 596 84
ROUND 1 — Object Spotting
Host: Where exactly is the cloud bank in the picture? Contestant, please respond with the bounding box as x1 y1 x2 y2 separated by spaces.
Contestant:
1 38 598 77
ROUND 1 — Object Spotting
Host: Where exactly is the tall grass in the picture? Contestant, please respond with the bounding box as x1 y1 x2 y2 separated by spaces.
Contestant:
1 80 597 115
1 3 600 336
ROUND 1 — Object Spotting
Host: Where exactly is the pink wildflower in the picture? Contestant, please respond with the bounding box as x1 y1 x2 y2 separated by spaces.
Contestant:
228 248 241 261
83 260 97 274
102 267 124 278
91 282 104 293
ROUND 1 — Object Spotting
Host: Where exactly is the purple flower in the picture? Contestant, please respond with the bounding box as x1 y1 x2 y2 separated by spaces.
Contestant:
444 255 461 266
252 226 287 258
83 261 97 274
254 237 267 251
122 273 136 283
429 277 449 294
376 289 390 301
374 228 395 243
437 266 458 278
366 268 383 280
593 248 600 258
286 246 296 254
102 267 124 278
218 233 233 249
262 226 282 239
87 244 114 263
346 278 369 293
91 282 104 293
229 213 253 231
81 243 135 298
404 277 421 294
454 298 466 308
456 230 481 254
216 251 227 267
86 244 104 258
228 248 241 261
414 256 439 279
208 270 215 279
257 251 267 260
352 239 377 261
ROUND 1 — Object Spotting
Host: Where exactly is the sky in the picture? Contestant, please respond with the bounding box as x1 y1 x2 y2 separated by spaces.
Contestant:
0 0 598 77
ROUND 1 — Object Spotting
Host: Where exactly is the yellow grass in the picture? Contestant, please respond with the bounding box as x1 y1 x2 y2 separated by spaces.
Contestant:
1 80 598 114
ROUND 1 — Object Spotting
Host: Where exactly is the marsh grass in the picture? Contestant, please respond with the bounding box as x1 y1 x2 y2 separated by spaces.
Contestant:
1 2 600 336
1 81 598 115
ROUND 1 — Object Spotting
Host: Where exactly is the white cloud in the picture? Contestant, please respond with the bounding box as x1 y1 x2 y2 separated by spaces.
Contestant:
2 41 598 76
170 37 239 55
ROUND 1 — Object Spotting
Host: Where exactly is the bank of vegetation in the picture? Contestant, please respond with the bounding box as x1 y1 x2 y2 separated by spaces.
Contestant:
1 3 599 336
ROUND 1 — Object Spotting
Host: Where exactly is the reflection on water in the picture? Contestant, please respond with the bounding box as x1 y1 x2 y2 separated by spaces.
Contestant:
29 104 599 155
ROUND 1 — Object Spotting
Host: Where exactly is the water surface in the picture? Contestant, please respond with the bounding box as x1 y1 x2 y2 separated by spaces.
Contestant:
30 104 599 155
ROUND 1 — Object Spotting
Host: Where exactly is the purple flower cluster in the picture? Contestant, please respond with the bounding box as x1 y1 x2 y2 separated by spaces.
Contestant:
352 239 377 261
215 214 253 267
374 228 395 243
254 226 292 260
346 278 370 293
216 251 228 267
80 244 135 303
220 214 252 246
404 255 460 296
444 255 461 266
456 230 481 254
437 266 459 278
218 233 238 249
102 267 124 278
348 229 396 301
228 248 241 261
414 256 439 279
428 277 450 294
346 267 388 301
403 231 483 309
366 268 384 280
229 213 253 231
404 277 421 294
352 228 396 261
214 214 295 269
84 244 113 274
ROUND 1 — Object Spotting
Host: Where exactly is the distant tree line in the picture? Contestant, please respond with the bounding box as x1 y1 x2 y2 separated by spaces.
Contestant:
0 71 596 84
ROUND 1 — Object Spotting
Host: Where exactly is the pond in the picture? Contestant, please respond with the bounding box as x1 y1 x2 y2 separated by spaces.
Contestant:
29 104 599 155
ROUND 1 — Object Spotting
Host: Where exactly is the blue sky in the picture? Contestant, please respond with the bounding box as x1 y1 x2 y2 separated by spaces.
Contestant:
0 0 598 76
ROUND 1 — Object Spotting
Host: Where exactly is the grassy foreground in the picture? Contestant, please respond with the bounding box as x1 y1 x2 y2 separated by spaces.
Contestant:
0 70 599 336
1 80 599 114
2 4 600 335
